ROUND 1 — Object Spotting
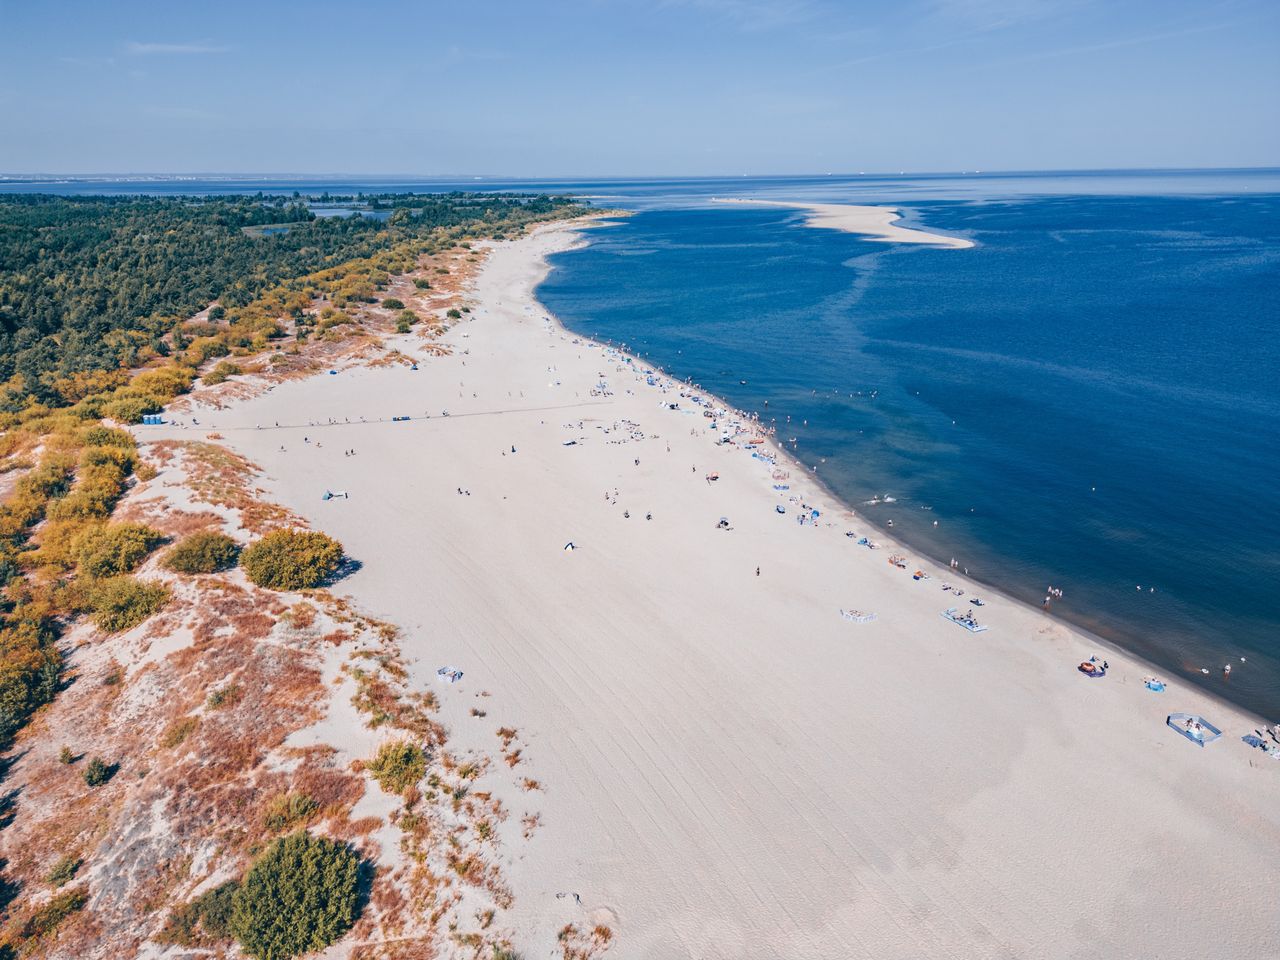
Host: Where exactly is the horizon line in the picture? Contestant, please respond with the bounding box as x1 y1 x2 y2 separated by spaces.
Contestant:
2 165 1279 183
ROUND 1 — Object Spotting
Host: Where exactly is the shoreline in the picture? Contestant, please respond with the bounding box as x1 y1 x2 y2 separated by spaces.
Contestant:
574 321 1266 729
709 197 975 247
546 218 1267 723
155 218 1280 958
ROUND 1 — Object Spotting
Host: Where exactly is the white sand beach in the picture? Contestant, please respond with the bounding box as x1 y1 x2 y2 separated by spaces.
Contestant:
154 222 1277 958
712 197 975 247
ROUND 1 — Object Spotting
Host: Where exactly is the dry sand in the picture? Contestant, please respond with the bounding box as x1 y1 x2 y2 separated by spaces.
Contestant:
160 221 1277 958
712 197 975 247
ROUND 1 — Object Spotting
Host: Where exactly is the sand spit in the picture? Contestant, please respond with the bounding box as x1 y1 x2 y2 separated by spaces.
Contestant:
712 197 975 248
152 220 1277 959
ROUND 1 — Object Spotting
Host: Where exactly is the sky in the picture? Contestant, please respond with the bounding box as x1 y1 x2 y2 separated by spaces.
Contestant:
1 0 1277 176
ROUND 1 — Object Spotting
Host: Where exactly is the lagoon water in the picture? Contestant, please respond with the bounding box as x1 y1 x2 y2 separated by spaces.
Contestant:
537 184 1280 719
8 170 1279 717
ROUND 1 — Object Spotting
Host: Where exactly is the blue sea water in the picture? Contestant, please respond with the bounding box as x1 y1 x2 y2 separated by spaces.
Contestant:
536 184 1280 720
7 169 1279 718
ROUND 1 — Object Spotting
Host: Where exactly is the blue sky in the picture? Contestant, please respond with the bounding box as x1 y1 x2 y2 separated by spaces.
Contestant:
1 0 1276 175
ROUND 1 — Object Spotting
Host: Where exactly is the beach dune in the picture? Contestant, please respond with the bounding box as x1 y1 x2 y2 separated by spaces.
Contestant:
166 222 1278 959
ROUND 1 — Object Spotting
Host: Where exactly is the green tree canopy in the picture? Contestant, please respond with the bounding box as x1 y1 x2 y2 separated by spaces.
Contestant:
231 831 362 959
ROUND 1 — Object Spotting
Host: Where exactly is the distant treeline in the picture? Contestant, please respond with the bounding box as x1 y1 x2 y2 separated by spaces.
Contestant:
0 192 577 406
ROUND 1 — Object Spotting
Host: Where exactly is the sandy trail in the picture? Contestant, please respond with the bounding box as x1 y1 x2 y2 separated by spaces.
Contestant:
711 197 975 247
159 222 1277 959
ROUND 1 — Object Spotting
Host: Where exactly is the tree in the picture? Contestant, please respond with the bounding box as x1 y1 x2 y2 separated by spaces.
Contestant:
239 530 343 591
87 576 170 632
83 756 116 787
231 831 361 959
162 531 240 574
366 740 426 794
72 522 165 578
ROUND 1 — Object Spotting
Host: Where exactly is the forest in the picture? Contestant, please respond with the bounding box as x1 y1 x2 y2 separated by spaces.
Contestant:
0 192 578 406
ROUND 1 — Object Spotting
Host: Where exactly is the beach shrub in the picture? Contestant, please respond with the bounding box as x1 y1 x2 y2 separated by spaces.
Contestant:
160 716 199 749
88 577 170 632
240 530 343 591
73 522 165 578
0 621 62 744
264 792 319 833
366 740 426 794
230 831 361 959
203 361 242 385
207 683 243 709
101 393 158 424
83 756 116 787
45 856 81 888
163 531 240 574
17 887 87 941
158 880 239 946
446 308 461 319
413 278 431 290
380 298 404 310
58 746 74 765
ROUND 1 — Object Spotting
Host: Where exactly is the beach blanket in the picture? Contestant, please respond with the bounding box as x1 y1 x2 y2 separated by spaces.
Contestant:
840 609 876 623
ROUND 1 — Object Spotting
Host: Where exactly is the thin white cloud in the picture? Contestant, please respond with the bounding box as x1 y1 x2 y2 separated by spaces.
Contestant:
126 40 231 55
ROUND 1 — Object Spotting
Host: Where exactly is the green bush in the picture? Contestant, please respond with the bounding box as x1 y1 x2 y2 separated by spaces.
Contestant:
83 756 116 787
412 278 431 290
45 855 81 888
446 308 462 319
88 577 170 632
240 530 343 591
207 683 243 709
102 394 159 424
203 361 242 385
380 298 404 310
264 793 319 833
231 831 361 959
18 887 87 941
395 318 411 334
366 740 426 794
158 880 239 946
0 621 61 745
162 531 240 574
73 522 165 578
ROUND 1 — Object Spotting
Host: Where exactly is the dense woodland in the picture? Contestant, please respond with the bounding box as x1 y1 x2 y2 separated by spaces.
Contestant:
0 192 577 405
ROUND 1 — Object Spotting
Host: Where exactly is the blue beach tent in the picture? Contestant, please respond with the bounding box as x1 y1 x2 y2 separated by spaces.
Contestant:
1166 713 1221 747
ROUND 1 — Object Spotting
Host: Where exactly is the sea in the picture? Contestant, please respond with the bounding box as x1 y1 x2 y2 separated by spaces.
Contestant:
6 169 1279 718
